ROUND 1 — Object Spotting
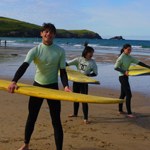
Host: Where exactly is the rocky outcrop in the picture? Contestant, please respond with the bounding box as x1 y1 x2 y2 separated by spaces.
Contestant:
109 36 125 40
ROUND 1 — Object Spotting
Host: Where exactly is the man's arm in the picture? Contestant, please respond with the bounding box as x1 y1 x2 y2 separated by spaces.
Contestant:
8 62 29 93
12 62 29 83
60 69 68 87
60 69 72 92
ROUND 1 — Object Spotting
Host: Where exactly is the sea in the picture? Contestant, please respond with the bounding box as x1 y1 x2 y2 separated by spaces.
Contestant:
0 37 150 50
0 37 150 95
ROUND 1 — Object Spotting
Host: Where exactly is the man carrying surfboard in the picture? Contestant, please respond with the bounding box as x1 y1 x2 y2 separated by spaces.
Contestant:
8 23 72 150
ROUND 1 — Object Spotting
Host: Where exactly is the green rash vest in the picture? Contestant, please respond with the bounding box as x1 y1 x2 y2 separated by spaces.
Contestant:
24 43 66 85
114 52 139 76
67 57 98 75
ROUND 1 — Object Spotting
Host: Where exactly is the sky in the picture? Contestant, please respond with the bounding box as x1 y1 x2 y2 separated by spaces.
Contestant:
0 0 150 40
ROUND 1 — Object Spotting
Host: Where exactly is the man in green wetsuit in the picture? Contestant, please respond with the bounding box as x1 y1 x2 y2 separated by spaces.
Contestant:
8 23 72 150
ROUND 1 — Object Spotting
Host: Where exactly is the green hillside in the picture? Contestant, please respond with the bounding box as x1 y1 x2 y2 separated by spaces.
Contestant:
0 17 41 32
0 17 102 39
69 29 100 38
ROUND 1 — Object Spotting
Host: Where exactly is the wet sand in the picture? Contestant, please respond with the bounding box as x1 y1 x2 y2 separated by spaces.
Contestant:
0 48 150 150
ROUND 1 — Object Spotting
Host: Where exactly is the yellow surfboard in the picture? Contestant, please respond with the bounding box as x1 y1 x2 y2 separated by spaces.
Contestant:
0 79 123 104
129 65 148 70
129 65 150 76
58 67 100 84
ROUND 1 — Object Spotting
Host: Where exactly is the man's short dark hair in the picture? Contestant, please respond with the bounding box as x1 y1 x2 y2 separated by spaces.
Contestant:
41 23 56 34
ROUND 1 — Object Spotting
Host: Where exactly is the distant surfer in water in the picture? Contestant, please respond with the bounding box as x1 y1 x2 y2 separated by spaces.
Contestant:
67 42 98 124
8 23 72 150
114 43 150 118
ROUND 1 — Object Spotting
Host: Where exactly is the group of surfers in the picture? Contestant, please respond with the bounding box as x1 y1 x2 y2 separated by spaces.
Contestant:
7 23 150 150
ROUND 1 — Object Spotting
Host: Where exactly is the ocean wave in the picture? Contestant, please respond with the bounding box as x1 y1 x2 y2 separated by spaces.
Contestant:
132 45 142 49
1 37 150 53
74 44 82 47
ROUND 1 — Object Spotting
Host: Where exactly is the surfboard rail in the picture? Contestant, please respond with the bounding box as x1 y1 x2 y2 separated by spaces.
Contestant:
58 67 100 84
129 65 150 76
0 79 123 104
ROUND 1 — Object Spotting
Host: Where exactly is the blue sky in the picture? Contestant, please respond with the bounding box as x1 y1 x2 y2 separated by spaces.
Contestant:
0 0 150 40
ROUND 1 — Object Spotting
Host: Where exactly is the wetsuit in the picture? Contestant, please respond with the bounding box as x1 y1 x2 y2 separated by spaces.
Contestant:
12 43 68 150
67 57 98 120
114 52 150 114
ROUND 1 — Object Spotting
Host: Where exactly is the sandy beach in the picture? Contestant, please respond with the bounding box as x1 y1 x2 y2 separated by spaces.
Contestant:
0 48 150 150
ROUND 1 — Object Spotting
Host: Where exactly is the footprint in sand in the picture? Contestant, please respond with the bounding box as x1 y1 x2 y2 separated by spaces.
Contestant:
98 140 113 148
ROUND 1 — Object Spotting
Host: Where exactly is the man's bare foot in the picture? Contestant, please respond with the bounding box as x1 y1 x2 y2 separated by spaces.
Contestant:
18 143 29 150
68 114 77 117
127 114 137 118
118 111 127 114
84 120 90 124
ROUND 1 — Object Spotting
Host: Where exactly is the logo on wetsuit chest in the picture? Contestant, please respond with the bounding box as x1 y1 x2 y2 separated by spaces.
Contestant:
79 64 87 71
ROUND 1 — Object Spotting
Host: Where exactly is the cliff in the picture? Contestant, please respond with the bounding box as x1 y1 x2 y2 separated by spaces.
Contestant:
0 17 102 39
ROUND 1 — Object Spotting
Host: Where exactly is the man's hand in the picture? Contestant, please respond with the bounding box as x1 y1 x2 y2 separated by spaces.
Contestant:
64 86 72 92
8 81 18 93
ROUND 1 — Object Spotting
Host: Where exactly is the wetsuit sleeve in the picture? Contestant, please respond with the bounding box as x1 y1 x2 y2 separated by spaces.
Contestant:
67 58 78 66
114 57 122 69
60 69 69 88
114 67 126 74
92 61 98 75
138 62 150 69
59 49 66 69
114 56 126 73
131 56 139 64
87 72 97 77
87 61 98 77
24 48 36 64
12 62 29 83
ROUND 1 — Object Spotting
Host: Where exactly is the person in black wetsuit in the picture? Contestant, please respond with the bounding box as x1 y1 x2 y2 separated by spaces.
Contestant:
67 42 98 124
114 43 150 118
8 23 72 150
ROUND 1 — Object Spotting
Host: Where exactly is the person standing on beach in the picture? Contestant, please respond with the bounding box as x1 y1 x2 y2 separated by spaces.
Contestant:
67 42 98 124
5 40 6 48
8 23 72 150
114 43 150 118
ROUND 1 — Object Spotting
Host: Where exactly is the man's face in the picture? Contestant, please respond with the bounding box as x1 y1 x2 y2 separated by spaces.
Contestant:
40 29 56 45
